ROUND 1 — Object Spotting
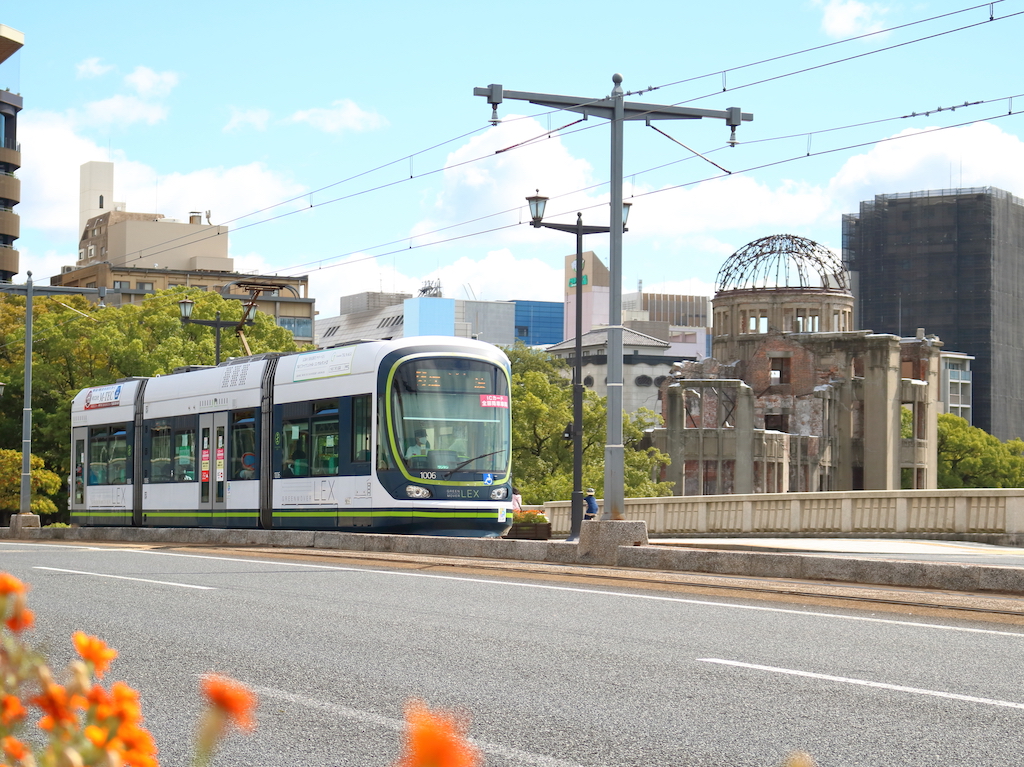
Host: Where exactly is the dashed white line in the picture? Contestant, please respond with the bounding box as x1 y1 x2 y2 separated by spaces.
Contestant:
257 685 584 767
699 658 1024 709
33 566 215 590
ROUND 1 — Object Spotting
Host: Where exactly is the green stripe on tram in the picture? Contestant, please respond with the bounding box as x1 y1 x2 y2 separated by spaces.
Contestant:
146 511 259 518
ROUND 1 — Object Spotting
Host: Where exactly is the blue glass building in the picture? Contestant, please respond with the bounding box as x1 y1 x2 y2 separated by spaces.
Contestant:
512 301 564 346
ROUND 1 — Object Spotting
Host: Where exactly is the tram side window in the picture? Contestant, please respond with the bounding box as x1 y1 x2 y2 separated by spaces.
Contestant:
311 401 339 477
149 420 173 482
352 395 371 463
146 416 196 482
174 421 197 481
88 425 129 485
376 397 398 470
230 410 258 480
88 427 107 485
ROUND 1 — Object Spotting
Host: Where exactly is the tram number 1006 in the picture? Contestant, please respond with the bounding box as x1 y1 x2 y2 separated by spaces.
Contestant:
420 471 437 479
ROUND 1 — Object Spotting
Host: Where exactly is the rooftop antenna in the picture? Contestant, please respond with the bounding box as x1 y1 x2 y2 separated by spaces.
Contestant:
205 210 212 225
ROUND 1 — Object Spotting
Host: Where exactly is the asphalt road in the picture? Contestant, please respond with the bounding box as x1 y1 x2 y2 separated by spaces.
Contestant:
3 541 1024 767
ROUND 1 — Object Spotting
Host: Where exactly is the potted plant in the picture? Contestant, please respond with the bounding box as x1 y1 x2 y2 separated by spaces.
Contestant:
504 509 552 540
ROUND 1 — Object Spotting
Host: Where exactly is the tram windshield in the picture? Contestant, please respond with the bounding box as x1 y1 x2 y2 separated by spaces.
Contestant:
389 357 510 475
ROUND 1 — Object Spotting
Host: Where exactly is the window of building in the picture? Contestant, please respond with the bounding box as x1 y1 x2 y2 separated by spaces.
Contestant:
278 317 313 338
87 245 95 258
635 375 653 387
583 375 594 387
516 326 529 336
86 282 97 289
79 249 85 259
113 281 129 290
769 357 791 385
137 282 154 291
99 195 104 209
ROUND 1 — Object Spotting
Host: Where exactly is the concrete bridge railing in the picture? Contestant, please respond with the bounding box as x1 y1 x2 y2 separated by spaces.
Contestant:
541 488 1024 538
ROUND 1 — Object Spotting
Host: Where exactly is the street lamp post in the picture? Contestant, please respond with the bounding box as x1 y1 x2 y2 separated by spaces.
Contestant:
477 75 751 520
177 298 255 365
526 192 630 541
0 272 106 517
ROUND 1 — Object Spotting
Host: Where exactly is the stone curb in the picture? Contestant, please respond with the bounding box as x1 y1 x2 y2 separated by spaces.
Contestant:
6 523 1024 595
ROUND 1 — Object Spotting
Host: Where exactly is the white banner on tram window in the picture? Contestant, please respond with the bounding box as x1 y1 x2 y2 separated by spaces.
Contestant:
84 384 125 410
293 348 356 382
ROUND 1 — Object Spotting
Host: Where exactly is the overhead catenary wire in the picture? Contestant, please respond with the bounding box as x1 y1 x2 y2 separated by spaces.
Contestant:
101 1 1017 272
268 94 1024 278
265 108 1024 282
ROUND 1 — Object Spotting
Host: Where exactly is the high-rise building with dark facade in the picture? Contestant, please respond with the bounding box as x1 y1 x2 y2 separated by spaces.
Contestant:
0 24 23 283
843 187 1024 440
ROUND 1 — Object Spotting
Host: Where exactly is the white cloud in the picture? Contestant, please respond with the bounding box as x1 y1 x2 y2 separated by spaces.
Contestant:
287 100 387 134
78 95 168 128
17 110 307 260
631 175 832 239
18 111 109 238
124 66 179 98
413 115 595 248
827 122 1024 211
224 107 271 132
815 0 890 37
429 249 564 302
811 0 892 37
643 277 716 297
76 57 113 79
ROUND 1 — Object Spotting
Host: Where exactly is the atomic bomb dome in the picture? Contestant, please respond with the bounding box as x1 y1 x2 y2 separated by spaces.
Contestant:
715 233 849 293
711 234 855 361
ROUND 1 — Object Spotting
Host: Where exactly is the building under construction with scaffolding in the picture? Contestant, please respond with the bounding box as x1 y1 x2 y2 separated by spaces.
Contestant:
843 187 1024 441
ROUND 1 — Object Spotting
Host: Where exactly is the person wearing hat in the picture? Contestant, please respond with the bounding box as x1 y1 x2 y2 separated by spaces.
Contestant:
583 488 598 520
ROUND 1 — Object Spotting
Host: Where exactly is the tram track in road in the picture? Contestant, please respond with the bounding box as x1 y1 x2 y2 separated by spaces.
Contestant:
153 543 1024 627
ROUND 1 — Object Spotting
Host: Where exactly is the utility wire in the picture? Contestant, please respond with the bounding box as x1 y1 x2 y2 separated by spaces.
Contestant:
100 1 1014 271
270 90 1024 276
269 106 1023 279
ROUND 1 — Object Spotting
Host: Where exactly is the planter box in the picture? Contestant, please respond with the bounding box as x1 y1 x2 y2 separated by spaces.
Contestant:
504 522 552 540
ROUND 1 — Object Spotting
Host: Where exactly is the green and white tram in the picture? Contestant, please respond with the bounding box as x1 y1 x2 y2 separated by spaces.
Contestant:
70 337 513 536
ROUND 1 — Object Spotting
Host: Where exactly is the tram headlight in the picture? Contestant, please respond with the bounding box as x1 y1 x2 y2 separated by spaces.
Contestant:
490 487 509 500
405 485 431 499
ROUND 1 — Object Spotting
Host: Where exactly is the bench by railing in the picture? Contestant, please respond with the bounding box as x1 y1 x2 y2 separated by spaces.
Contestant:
540 489 1024 536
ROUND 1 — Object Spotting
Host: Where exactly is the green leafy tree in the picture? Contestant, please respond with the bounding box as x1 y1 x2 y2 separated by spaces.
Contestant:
504 343 672 504
936 413 1024 488
0 288 307 519
0 449 62 519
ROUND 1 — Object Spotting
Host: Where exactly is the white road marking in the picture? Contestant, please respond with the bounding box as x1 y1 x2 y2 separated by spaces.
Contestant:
115 549 1024 637
257 685 585 767
24 545 1024 637
33 566 215 590
699 658 1024 709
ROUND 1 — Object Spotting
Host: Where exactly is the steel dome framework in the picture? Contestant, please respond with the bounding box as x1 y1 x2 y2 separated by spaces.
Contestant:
716 234 849 294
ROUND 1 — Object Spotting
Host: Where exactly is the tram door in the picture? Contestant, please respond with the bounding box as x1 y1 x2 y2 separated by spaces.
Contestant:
198 412 228 524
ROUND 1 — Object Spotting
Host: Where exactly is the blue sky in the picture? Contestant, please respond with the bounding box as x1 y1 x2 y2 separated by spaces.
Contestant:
2 0 1023 316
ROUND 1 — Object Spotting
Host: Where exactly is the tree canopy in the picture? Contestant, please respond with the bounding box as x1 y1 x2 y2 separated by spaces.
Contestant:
936 413 1024 488
504 343 672 505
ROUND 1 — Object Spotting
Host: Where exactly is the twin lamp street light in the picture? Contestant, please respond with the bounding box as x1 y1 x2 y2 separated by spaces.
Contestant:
526 192 630 541
177 296 257 366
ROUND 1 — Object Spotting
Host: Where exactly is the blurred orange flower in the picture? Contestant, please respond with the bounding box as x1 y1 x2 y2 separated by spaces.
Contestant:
72 631 119 679
4 591 33 633
0 573 26 595
2 735 30 762
200 674 257 732
32 682 77 731
1 695 26 726
396 700 480 767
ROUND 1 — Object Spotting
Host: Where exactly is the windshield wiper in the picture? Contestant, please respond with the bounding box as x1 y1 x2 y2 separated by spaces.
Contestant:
442 449 506 479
